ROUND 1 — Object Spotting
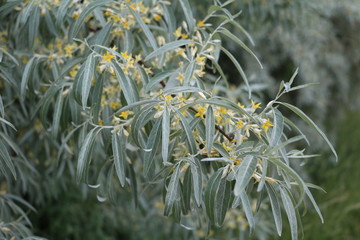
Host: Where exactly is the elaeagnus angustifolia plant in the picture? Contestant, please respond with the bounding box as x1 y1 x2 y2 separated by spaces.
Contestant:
0 0 337 239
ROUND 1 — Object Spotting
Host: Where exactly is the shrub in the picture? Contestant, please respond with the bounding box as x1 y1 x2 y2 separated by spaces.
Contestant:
0 0 336 239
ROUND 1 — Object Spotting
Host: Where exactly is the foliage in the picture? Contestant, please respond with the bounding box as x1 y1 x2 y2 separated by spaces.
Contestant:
194 0 360 151
0 0 336 239
296 112 360 240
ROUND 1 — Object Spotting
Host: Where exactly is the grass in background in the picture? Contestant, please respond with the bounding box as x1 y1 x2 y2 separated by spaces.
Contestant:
301 111 360 239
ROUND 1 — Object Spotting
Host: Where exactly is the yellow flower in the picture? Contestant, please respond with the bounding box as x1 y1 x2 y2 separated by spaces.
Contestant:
176 48 185 56
110 15 121 22
144 67 153 75
135 54 142 62
195 105 206 118
121 19 131 30
236 120 244 128
102 51 115 62
222 142 232 151
121 51 131 60
153 14 161 21
262 118 274 132
64 44 73 57
72 12 79 19
176 73 185 83
174 27 182 38
119 110 132 119
70 69 77 78
196 55 206 66
237 102 245 108
98 120 103 126
109 101 121 110
251 100 261 109
181 33 188 39
218 107 229 115
165 95 173 101
197 20 205 28
195 69 205 77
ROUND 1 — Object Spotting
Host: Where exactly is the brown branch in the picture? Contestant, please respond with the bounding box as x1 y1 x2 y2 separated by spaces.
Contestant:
188 107 234 142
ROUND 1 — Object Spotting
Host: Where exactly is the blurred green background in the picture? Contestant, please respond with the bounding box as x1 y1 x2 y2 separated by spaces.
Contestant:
21 0 360 239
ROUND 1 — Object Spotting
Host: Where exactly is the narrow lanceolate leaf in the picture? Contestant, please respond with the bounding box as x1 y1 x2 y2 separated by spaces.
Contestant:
20 56 37 102
144 40 196 62
188 157 202 207
270 109 284 147
240 190 255 230
206 106 215 156
112 129 127 187
219 28 263 69
205 168 230 227
280 187 298 240
145 71 174 92
28 5 40 48
234 155 256 196
219 46 251 98
162 107 170 163
143 118 162 177
270 157 306 207
52 88 64 138
81 53 95 110
183 61 196 86
128 4 157 50
275 101 338 161
0 139 16 179
164 164 181 216
56 0 72 24
179 0 195 33
70 0 113 39
265 183 283 236
0 117 16 131
175 110 197 154
76 127 101 183
305 186 324 223
112 61 137 104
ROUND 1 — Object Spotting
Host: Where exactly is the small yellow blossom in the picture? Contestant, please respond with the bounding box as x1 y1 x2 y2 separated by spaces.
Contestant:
121 19 131 30
181 33 188 39
98 120 103 126
49 54 55 61
196 55 206 66
145 67 153 75
154 14 161 21
109 101 121 110
165 95 173 101
70 70 77 78
236 120 244 128
64 44 75 57
176 73 185 83
251 100 261 109
197 20 205 28
121 51 131 60
262 118 274 132
174 27 182 38
218 107 229 115
222 142 232 151
119 110 132 119
237 102 245 108
111 15 121 23
195 105 207 118
135 54 142 62
72 12 79 19
176 48 185 56
102 51 115 62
